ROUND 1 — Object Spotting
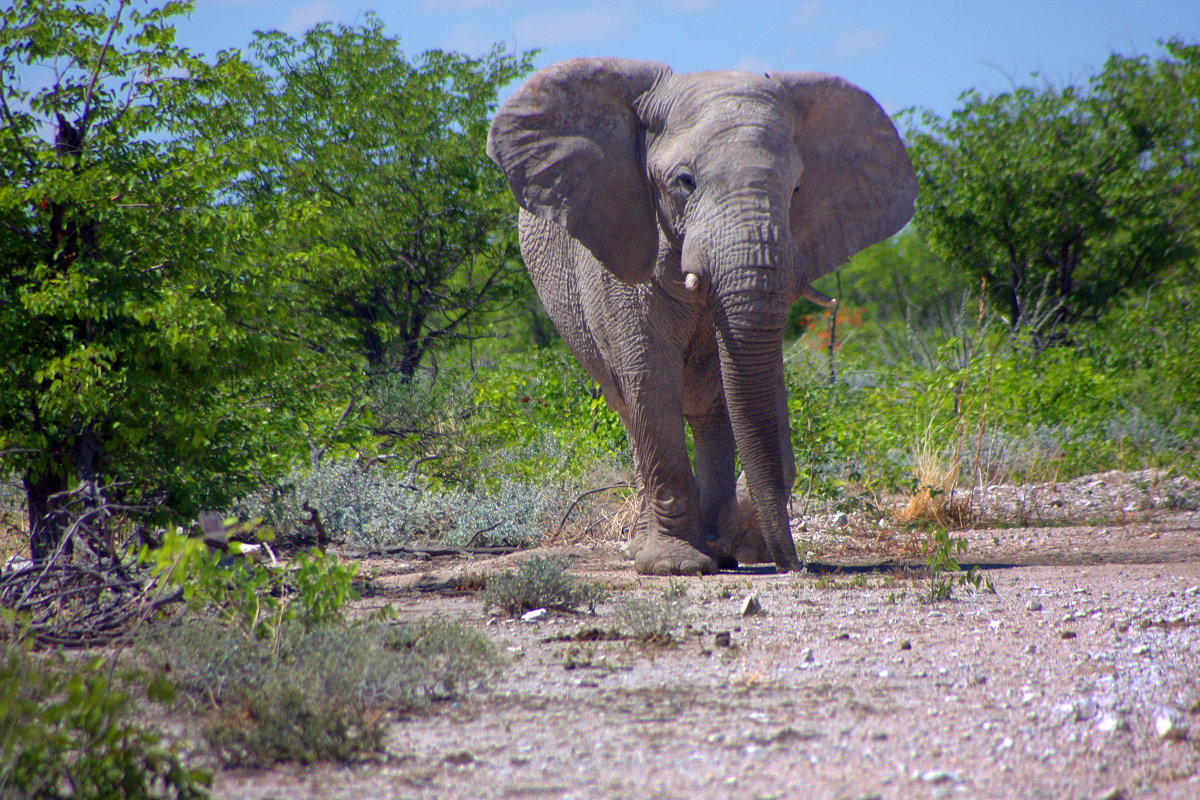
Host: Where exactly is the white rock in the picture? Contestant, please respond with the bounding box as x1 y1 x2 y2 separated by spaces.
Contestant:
1156 708 1188 740
1097 713 1130 733
920 769 956 784
521 608 548 622
740 592 764 617
801 647 815 663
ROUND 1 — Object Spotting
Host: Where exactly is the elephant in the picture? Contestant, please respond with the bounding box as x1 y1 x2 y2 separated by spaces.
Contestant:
487 58 917 575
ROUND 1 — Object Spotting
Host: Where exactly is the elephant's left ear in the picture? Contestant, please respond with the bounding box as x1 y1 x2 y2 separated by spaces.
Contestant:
768 72 918 281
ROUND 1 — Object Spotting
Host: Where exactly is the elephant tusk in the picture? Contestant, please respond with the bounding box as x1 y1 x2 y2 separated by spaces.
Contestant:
683 272 700 292
800 282 837 308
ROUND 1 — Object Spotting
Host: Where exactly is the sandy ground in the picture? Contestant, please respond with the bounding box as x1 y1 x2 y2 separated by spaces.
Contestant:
200 485 1200 800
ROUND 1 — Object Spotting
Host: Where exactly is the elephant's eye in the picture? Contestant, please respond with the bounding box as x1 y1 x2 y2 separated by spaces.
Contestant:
675 171 697 195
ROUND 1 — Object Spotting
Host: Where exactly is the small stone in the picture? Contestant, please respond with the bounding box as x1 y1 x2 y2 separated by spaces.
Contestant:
740 592 764 617
1132 644 1150 656
801 647 815 663
1097 713 1130 733
714 631 732 648
521 608 548 622
444 750 475 765
1059 630 1077 640
832 511 849 526
1026 600 1043 611
899 640 912 650
920 769 956 784
1096 787 1126 800
1155 708 1188 740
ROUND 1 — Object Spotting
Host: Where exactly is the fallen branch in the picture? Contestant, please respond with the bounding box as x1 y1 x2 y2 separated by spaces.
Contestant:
556 482 632 535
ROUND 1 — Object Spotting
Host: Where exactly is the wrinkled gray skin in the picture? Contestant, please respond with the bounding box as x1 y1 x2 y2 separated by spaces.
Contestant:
487 58 917 575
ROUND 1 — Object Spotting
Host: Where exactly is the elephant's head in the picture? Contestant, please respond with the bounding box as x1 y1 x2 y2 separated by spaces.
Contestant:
487 58 916 570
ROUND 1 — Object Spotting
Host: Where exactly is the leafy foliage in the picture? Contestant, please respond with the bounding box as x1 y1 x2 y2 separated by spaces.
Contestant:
905 40 1199 348
0 0 331 558
0 628 210 799
140 527 358 640
923 529 993 602
144 617 502 766
208 16 536 379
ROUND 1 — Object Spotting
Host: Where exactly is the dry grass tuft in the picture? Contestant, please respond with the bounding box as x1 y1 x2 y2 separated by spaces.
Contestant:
896 438 974 528
0 507 27 564
544 483 638 547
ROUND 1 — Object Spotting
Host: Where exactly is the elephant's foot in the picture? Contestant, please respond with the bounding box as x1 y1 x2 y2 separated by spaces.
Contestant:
707 478 774 565
633 533 717 575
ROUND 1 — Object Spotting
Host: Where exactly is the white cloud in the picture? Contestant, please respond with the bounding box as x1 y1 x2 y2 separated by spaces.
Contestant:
833 27 888 60
511 9 628 47
283 0 337 34
793 0 821 27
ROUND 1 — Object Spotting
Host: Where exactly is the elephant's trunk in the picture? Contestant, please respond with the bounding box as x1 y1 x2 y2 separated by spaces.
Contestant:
710 270 803 572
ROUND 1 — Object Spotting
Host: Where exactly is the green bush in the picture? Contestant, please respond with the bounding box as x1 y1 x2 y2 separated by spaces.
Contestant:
140 527 358 640
0 630 210 799
612 596 688 643
145 618 501 766
481 556 608 616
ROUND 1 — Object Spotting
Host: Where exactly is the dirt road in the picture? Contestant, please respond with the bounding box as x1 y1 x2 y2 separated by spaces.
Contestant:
213 487 1200 800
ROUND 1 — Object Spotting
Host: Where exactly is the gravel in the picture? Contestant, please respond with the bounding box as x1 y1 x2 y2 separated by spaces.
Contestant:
207 471 1200 800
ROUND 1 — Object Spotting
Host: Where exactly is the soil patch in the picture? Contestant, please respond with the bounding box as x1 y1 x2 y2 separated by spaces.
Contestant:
205 472 1200 799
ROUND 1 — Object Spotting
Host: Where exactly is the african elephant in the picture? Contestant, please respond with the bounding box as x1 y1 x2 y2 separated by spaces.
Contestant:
487 58 917 575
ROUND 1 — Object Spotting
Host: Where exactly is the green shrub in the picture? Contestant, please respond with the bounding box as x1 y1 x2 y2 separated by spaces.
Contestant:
140 527 358 640
0 629 210 799
237 459 571 550
481 556 608 616
145 617 501 767
612 597 688 643
923 529 993 602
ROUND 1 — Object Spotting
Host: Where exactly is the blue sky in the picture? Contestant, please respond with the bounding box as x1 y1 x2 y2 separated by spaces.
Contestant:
174 0 1198 118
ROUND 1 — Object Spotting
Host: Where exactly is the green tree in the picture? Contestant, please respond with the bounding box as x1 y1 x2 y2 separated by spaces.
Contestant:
0 0 329 559
906 40 1199 349
208 18 536 381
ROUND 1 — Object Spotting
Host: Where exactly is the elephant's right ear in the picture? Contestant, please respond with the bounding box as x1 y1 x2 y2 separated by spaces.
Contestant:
487 58 670 284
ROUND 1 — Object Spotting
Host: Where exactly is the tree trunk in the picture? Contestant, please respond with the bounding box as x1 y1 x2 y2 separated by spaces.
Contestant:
24 469 70 562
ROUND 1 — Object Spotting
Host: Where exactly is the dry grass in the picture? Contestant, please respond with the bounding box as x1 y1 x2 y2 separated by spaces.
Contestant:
895 437 974 528
1 506 27 564
543 483 638 547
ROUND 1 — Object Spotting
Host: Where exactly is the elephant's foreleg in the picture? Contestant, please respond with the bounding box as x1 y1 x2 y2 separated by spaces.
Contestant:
710 373 798 565
618 370 718 576
686 399 739 569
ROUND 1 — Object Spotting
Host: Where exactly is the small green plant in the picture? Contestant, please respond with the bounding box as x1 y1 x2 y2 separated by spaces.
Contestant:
481 556 608 616
923 529 994 601
612 597 688 644
662 578 689 601
140 525 358 640
0 625 210 799
811 574 870 591
291 548 358 628
145 617 501 767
